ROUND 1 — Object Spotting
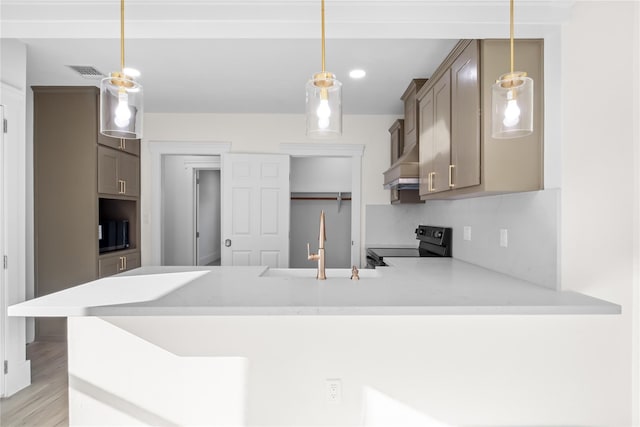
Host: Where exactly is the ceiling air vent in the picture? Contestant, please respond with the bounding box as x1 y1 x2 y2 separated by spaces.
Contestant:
66 65 105 79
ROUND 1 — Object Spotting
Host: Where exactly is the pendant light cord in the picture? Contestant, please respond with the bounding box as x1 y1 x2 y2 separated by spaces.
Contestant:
321 0 325 73
120 0 125 73
509 0 514 74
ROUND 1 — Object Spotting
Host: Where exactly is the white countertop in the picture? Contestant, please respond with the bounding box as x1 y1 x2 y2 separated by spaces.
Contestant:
9 258 620 317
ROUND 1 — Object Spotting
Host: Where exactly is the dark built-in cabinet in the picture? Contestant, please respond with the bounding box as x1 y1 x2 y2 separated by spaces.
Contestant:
33 86 141 340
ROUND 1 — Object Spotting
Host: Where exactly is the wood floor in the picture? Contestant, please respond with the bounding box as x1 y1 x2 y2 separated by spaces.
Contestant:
0 341 69 427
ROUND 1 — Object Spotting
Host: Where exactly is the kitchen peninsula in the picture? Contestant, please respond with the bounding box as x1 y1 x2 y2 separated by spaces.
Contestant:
9 259 619 426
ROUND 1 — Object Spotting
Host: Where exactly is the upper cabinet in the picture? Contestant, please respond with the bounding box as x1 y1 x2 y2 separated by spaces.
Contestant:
389 119 404 165
419 70 451 196
400 79 428 155
98 146 140 197
450 41 481 190
418 39 544 200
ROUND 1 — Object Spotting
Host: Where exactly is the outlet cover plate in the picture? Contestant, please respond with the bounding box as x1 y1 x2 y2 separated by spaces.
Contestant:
326 379 342 404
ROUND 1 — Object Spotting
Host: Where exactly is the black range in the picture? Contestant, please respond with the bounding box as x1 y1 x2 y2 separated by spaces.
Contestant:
366 225 452 268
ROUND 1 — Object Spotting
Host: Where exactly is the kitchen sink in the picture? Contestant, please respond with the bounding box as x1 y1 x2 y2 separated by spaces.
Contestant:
259 268 380 279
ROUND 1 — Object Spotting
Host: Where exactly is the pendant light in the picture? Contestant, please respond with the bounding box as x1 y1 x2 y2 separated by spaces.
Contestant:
100 0 143 139
306 0 342 138
491 0 533 139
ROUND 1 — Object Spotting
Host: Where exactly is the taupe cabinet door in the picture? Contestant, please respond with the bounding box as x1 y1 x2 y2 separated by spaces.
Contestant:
450 41 480 190
419 71 451 196
98 146 140 197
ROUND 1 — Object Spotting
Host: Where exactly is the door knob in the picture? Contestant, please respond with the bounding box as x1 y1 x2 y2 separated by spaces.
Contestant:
225 239 232 247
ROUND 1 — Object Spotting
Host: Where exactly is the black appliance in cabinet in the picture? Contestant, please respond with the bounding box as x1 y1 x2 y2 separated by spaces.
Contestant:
99 219 130 253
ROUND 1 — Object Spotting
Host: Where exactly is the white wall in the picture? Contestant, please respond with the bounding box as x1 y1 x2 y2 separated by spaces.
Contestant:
367 189 560 289
559 2 637 423
290 157 352 193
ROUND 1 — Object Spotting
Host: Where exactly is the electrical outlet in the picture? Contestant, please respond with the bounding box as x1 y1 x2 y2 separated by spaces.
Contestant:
463 226 472 241
326 379 342 404
500 229 508 247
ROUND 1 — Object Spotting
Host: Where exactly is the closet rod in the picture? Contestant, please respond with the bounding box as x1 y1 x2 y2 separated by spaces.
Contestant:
290 197 352 201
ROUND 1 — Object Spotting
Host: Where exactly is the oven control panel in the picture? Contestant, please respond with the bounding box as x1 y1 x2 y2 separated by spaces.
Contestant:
415 225 452 256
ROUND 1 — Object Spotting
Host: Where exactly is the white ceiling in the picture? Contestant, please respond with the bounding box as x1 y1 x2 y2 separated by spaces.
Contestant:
24 38 458 115
2 0 573 115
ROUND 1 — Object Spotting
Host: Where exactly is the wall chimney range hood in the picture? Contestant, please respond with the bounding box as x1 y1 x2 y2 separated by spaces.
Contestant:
383 143 423 203
383 162 420 190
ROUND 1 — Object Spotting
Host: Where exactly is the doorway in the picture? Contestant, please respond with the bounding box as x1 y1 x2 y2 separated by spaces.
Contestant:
290 194 352 268
289 156 353 268
281 143 364 268
161 155 221 266
195 169 221 266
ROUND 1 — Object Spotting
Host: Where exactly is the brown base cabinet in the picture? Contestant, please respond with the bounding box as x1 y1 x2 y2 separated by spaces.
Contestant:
99 251 141 278
418 39 544 200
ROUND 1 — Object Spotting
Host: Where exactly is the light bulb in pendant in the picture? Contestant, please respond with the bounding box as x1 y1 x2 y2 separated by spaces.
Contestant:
114 90 132 128
316 99 331 130
502 91 521 128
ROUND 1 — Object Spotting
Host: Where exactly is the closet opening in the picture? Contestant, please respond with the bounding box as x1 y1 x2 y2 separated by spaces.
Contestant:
290 192 352 268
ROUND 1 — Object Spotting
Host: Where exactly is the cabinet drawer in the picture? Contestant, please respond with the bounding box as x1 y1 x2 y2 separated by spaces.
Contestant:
99 251 141 278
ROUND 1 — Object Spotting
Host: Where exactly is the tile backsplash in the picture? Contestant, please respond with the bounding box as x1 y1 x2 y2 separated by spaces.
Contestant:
366 189 559 289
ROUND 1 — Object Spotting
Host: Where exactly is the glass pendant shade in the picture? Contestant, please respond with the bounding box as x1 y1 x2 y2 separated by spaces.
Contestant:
100 72 143 139
306 72 342 138
491 71 533 139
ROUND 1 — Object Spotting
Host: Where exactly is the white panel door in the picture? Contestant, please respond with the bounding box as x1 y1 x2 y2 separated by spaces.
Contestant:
221 153 290 267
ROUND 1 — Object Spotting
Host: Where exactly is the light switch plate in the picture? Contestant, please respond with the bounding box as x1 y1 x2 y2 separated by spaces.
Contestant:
463 226 472 241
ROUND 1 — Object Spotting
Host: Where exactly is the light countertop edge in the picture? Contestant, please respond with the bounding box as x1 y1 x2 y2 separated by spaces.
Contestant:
8 259 621 317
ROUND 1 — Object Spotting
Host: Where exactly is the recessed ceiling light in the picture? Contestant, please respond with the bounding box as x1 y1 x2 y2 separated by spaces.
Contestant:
123 67 141 78
349 69 366 79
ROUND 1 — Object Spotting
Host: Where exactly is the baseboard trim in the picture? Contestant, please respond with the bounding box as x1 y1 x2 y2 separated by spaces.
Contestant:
4 359 31 397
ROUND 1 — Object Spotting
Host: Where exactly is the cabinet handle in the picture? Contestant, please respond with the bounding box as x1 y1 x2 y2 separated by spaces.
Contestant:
124 256 127 270
449 165 455 188
120 139 126 151
123 180 126 195
429 172 435 192
119 256 125 271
